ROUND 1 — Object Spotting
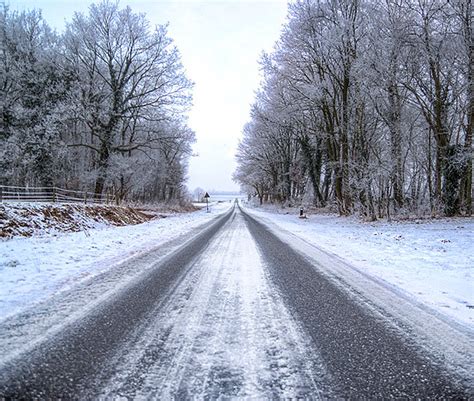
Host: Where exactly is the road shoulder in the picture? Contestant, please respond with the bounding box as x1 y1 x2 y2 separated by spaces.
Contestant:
243 206 474 390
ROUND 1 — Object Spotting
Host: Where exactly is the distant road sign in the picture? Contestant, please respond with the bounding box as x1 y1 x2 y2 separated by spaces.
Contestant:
204 192 210 212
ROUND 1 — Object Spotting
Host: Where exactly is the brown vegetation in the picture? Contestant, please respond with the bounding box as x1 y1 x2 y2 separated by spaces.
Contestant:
0 204 154 238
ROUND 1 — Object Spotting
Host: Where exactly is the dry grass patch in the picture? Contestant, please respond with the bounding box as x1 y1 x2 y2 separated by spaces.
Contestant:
0 203 154 239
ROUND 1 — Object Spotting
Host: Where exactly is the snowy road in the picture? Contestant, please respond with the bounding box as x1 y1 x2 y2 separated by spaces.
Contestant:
99 206 328 398
0 205 471 398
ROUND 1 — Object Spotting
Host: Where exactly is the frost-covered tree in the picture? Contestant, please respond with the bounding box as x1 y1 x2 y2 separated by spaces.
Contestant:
402 0 468 216
0 1 195 204
63 1 193 199
235 0 473 218
0 6 69 186
193 187 205 202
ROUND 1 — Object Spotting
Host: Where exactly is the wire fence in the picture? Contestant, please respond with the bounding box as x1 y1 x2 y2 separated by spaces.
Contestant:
0 185 115 205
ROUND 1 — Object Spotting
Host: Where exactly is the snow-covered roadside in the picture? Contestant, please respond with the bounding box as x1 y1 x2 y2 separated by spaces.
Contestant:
0 202 233 321
243 204 473 328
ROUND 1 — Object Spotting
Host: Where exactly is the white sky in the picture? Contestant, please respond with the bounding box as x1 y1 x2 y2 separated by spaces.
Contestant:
7 0 289 192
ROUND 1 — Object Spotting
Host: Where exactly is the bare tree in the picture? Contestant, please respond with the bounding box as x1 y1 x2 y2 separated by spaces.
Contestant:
64 1 192 198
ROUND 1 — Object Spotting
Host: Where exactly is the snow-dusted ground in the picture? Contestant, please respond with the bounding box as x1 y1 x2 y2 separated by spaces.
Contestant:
0 201 233 321
244 203 474 328
1 196 471 332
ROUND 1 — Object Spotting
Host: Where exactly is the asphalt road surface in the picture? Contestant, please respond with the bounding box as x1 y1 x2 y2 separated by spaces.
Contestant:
0 204 471 398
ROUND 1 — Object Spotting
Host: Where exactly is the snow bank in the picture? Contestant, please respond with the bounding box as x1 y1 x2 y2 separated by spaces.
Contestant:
0 201 232 320
0 203 154 238
245 204 474 328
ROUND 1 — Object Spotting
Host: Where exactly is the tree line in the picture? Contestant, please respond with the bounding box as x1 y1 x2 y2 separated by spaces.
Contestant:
1 1 194 203
234 0 472 218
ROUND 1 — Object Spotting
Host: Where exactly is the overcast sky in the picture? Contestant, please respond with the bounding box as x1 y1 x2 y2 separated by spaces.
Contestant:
7 0 289 192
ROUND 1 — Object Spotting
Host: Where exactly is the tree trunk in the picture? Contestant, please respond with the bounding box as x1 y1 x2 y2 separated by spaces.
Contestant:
463 2 473 215
427 127 434 215
367 179 377 221
94 132 111 199
388 67 404 210
340 71 352 215
300 135 324 206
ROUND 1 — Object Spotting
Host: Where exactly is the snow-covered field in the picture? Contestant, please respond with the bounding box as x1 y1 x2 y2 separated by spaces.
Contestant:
244 203 474 328
0 201 232 321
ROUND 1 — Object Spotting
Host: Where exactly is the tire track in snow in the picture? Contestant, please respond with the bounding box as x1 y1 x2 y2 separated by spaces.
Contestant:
0 207 234 399
99 208 331 399
242 206 471 398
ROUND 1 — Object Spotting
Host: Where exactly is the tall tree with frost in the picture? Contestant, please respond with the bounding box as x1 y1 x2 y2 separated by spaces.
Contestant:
64 1 192 198
235 0 472 217
0 7 68 186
